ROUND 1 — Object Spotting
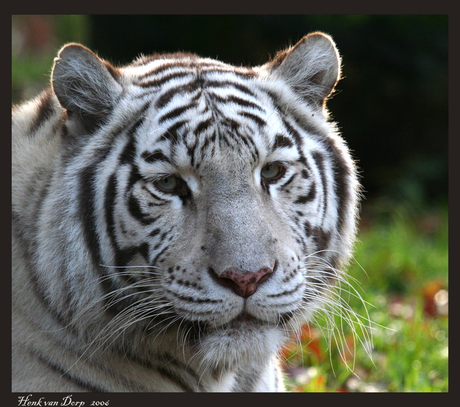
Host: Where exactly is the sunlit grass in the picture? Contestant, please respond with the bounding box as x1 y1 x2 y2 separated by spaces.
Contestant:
283 203 448 392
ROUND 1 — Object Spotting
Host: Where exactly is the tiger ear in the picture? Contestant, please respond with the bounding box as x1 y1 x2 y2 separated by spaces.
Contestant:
52 43 122 133
267 32 341 109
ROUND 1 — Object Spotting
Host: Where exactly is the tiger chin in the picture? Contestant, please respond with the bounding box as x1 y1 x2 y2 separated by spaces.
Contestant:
12 32 360 392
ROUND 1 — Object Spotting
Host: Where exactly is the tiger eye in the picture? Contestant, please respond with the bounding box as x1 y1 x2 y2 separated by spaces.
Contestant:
155 175 181 192
261 163 286 181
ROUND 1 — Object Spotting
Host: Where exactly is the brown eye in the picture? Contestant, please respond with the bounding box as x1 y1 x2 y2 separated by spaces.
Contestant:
261 163 286 182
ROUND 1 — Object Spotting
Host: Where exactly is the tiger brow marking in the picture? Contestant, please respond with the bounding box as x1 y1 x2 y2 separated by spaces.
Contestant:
158 101 198 124
159 120 188 145
141 149 171 164
273 134 294 149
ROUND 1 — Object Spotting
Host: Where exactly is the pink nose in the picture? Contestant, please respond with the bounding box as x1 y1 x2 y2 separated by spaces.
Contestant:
212 267 274 298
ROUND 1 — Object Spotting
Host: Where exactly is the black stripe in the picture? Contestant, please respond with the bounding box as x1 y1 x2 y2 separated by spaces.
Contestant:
128 194 157 225
27 260 73 330
213 94 264 112
104 172 119 259
141 149 170 164
205 80 256 97
104 173 153 289
184 137 199 168
282 117 304 151
166 289 221 305
312 151 328 223
218 117 259 162
80 160 126 315
266 89 352 231
32 350 109 392
139 71 192 88
135 58 197 75
294 183 316 204
194 118 213 135
273 134 294 149
312 227 332 253
199 131 217 156
115 243 150 269
332 152 352 233
119 135 137 165
272 94 354 234
238 131 259 162
142 184 168 202
279 173 296 190
154 80 204 109
160 120 188 144
151 244 169 267
30 89 56 134
240 111 266 127
75 102 150 218
158 101 197 124
79 164 104 269
125 166 168 223
119 349 205 391
157 353 204 391
155 367 195 392
119 116 147 164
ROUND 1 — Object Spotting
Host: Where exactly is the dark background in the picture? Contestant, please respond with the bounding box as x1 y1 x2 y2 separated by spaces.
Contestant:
12 15 448 209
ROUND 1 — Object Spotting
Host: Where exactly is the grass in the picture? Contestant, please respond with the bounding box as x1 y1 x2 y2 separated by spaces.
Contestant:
282 201 448 392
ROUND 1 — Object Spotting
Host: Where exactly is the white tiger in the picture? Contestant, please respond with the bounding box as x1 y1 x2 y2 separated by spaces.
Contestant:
12 32 360 392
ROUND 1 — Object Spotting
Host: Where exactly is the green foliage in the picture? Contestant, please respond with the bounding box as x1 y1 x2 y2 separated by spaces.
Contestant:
283 203 448 392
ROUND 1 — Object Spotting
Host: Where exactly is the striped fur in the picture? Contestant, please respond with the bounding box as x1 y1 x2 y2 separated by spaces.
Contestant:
12 33 360 392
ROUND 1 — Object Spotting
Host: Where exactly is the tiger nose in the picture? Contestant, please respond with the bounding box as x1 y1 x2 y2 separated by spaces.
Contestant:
210 267 274 298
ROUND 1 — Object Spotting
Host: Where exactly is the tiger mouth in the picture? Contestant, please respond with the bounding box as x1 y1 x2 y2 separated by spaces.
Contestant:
228 310 294 327
234 312 254 322
179 310 295 341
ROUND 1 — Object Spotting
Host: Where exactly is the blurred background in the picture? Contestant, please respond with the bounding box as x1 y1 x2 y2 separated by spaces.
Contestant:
12 15 448 392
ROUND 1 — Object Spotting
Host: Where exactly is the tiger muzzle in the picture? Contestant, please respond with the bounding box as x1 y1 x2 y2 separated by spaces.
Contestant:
209 266 274 298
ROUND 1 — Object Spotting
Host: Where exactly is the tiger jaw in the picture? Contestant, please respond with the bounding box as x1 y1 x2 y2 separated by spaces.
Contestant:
191 316 289 369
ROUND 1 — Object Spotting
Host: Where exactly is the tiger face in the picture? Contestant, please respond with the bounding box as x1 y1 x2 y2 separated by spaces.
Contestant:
13 33 359 388
110 90 319 365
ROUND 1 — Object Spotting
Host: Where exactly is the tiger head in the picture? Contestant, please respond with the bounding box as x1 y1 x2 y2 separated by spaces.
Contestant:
43 33 359 369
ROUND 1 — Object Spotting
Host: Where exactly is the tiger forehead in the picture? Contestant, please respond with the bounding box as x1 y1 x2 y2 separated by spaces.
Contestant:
135 93 286 163
137 114 272 171
128 59 300 171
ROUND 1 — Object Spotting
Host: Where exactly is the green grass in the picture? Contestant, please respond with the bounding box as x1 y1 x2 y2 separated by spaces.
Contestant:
282 202 448 392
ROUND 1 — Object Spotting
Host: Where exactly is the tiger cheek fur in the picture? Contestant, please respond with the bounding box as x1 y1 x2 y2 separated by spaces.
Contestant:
12 33 360 392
